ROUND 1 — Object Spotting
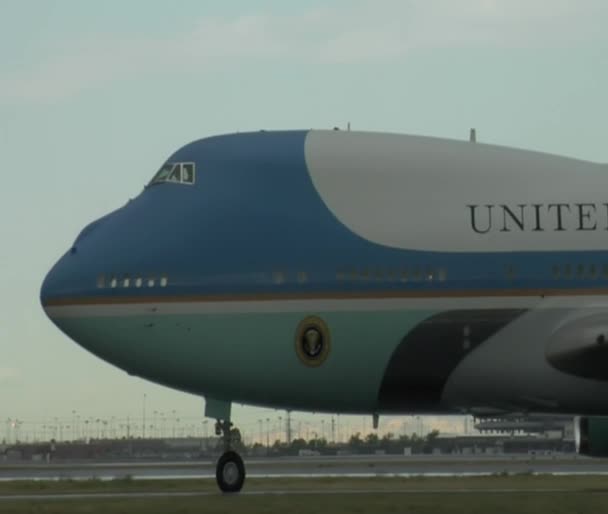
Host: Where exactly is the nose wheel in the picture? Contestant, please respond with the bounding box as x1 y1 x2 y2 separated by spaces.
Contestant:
215 419 246 493
216 450 245 493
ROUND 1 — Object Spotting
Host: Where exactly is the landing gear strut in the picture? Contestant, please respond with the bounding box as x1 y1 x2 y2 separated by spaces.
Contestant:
215 419 245 493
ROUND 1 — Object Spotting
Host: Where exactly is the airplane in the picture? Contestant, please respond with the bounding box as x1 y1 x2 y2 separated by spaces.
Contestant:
40 128 608 493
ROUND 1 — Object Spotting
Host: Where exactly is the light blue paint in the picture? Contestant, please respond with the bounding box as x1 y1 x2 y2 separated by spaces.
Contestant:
49 308 437 413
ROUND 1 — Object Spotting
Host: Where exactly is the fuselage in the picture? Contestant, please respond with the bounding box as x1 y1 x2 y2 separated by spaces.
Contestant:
40 129 608 416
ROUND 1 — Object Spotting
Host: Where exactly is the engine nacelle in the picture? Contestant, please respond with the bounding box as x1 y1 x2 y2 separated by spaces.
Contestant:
575 416 608 456
546 313 608 380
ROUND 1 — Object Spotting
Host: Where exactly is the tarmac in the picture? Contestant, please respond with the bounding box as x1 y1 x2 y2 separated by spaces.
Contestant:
2 456 608 502
4 488 608 501
1 454 607 481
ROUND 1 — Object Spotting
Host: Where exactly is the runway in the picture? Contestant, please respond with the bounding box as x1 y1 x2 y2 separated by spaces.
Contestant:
3 488 608 501
1 454 607 481
1 463 607 508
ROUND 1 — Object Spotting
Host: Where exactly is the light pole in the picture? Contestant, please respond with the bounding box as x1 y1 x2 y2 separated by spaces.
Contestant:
14 419 21 443
286 411 292 444
142 393 147 439
266 418 270 449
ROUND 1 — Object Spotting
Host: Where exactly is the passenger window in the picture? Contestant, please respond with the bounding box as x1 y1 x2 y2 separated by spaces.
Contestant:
110 277 117 288
160 276 168 287
272 271 285 285
147 277 155 288
135 277 143 288
123 276 130 288
97 275 105 289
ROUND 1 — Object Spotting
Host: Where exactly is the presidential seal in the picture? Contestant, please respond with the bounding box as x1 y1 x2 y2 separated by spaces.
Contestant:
295 316 331 367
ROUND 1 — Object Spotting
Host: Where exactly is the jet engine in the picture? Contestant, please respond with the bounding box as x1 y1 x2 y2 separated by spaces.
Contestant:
574 416 608 456
546 312 608 381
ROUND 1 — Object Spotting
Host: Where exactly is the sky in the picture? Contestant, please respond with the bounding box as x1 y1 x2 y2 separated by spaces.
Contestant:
1 0 607 442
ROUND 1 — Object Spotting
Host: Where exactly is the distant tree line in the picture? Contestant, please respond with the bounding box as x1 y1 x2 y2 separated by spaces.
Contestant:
238 430 440 456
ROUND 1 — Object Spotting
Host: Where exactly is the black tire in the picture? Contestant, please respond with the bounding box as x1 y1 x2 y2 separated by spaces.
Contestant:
216 451 245 493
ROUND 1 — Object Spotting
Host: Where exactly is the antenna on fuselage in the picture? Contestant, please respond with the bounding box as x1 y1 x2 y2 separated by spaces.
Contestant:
469 128 477 143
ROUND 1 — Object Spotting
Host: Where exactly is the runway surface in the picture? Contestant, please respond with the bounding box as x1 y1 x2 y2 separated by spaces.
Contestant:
3 488 608 501
1 454 607 481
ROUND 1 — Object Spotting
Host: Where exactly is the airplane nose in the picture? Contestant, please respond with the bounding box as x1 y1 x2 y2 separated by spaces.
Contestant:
40 209 119 311
41 254 64 308
40 245 88 314
40 255 72 339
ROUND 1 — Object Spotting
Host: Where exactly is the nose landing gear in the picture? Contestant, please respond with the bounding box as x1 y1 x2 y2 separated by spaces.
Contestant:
215 419 245 493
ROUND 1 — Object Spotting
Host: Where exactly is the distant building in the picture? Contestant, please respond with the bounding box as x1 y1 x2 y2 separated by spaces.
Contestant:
474 415 573 439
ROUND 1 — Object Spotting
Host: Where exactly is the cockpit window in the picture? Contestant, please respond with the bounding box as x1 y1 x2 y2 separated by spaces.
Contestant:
151 163 173 183
182 163 195 184
168 165 181 182
149 162 196 186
